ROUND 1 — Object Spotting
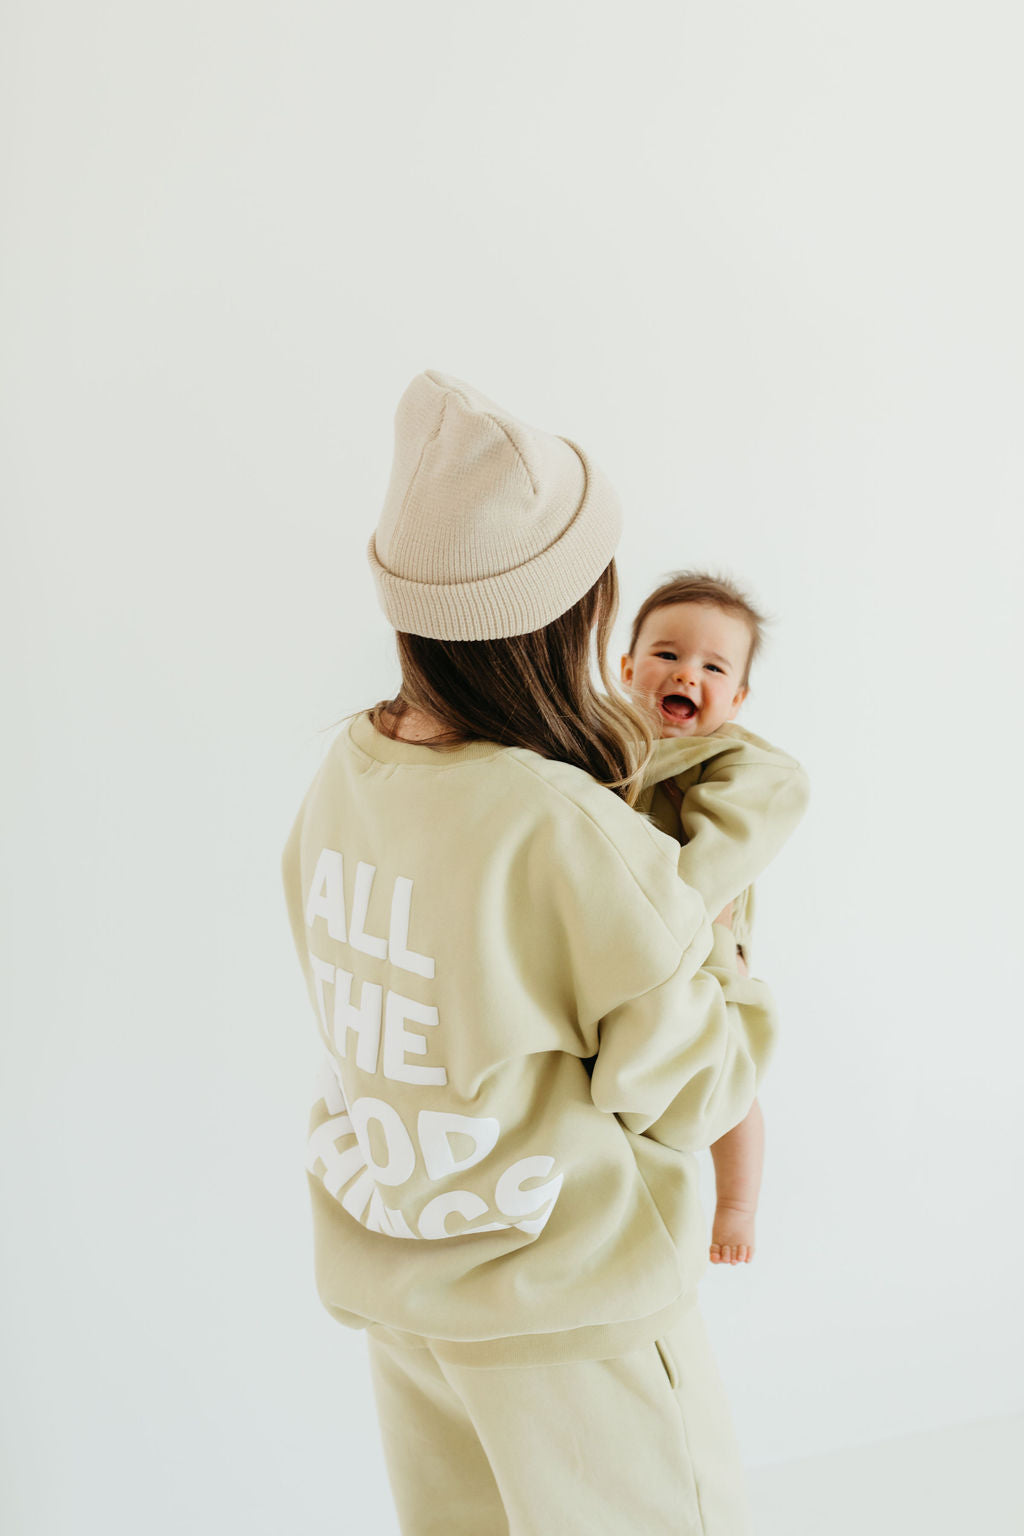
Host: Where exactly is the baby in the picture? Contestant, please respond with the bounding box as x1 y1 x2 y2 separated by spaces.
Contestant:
621 571 810 1266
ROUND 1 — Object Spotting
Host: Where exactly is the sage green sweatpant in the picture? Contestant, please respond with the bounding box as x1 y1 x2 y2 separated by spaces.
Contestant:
367 1300 751 1536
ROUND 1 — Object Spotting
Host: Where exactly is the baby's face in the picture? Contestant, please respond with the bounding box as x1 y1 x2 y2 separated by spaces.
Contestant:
621 602 750 738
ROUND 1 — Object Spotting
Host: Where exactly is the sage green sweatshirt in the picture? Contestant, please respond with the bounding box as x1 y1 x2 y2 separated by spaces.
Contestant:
639 723 812 962
280 711 786 1366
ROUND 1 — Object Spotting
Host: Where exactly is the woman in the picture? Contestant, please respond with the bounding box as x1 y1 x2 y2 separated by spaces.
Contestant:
281 371 775 1534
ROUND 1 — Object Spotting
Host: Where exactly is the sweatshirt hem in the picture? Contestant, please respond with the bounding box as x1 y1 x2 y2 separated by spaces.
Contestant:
365 1290 698 1368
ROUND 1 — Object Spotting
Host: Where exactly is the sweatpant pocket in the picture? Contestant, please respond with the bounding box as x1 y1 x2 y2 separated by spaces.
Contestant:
654 1336 681 1391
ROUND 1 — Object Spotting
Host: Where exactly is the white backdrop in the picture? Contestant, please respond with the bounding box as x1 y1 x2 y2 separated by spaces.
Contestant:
3 3 1022 1532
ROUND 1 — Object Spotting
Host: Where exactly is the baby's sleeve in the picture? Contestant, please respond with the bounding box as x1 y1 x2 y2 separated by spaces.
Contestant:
674 741 810 925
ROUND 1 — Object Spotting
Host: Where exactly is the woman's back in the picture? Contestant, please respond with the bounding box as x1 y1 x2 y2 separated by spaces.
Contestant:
283 708 773 1364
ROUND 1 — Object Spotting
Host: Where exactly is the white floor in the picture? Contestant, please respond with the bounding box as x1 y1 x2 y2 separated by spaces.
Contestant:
747 1413 1023 1536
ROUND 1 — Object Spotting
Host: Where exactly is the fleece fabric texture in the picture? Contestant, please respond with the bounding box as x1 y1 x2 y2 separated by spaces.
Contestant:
368 1294 751 1534
639 722 811 963
280 711 792 1366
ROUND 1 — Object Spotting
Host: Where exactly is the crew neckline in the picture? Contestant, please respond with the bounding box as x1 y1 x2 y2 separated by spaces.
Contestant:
347 711 506 766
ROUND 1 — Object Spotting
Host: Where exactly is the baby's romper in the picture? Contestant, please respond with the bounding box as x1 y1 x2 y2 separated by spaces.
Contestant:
638 722 811 969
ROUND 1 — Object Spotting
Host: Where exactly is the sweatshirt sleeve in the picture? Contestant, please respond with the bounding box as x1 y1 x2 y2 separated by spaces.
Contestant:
673 742 810 922
280 782 320 1016
534 773 779 1155
589 914 777 1153
281 799 307 962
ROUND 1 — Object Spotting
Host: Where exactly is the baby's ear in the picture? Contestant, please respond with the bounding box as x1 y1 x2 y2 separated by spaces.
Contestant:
619 653 633 684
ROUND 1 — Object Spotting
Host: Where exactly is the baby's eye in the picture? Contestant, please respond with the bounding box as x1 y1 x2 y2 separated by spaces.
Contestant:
654 651 677 660
706 664 723 673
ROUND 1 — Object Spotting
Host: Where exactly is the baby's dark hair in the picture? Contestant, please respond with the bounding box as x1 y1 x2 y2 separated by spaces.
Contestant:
627 570 773 690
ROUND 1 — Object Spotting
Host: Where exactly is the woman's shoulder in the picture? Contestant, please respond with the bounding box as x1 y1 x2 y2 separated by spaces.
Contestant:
503 746 683 875
501 747 707 936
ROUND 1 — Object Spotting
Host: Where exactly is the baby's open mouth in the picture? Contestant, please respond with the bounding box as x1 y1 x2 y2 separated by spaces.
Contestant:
660 694 697 722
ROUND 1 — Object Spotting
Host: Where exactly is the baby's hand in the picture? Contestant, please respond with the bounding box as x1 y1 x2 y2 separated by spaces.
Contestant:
713 903 748 976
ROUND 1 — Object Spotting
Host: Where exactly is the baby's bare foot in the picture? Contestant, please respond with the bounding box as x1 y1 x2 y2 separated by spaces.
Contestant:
710 1204 756 1265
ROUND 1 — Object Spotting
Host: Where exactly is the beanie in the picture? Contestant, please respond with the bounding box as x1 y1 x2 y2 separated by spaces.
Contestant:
366 371 622 641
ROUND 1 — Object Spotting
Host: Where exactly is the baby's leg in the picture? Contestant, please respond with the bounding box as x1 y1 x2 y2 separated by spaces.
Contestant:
709 1098 764 1265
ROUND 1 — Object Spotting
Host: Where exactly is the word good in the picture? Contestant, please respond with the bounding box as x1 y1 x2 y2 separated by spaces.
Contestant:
302 849 563 1242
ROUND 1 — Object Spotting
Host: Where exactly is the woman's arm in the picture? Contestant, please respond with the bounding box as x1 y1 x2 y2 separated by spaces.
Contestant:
536 766 778 1156
589 917 775 1155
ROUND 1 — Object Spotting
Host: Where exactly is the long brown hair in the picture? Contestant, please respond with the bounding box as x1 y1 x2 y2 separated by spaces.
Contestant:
367 561 657 805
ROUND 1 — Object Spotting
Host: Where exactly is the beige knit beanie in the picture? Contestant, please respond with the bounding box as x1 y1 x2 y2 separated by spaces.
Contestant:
367 371 622 641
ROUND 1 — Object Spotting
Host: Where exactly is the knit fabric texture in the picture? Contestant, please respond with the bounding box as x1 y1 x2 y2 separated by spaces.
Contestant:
367 371 622 640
